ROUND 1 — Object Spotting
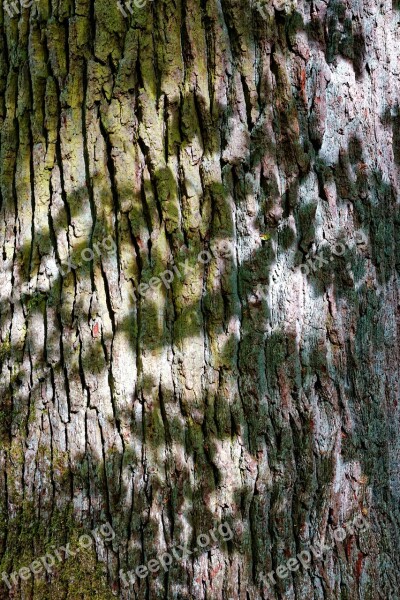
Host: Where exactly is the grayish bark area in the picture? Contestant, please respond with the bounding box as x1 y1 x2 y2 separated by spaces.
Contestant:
0 0 399 598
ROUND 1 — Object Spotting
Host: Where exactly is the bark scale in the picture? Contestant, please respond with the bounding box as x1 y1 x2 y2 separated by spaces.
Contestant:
0 0 399 598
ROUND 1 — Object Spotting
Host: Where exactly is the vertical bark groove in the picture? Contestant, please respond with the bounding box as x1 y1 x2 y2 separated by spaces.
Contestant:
0 0 399 598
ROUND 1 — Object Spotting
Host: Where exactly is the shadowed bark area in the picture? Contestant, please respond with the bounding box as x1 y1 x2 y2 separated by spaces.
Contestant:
0 0 399 599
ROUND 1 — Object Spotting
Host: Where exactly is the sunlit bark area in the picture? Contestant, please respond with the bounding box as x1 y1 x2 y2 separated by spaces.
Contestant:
0 0 399 598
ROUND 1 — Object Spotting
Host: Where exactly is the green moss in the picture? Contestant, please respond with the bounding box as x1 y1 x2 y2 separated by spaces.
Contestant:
287 10 304 47
0 505 114 599
0 400 12 441
0 338 11 362
32 547 115 599
26 292 46 315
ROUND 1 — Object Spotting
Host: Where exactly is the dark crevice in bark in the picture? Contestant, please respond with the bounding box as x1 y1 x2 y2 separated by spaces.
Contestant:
98 117 121 280
82 65 97 290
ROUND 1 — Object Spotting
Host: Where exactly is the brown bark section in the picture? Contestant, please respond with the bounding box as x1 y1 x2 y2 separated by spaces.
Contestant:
0 0 399 598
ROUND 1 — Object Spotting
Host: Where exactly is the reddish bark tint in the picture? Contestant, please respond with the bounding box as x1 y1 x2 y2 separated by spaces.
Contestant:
0 0 399 598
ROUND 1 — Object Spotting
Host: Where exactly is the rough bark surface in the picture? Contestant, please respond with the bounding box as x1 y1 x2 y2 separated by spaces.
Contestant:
0 0 399 598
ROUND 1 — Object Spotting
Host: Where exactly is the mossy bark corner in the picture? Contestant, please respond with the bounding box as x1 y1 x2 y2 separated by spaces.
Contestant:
0 0 400 598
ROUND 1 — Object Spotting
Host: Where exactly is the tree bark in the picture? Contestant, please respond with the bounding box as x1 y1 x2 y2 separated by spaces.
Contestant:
0 0 399 598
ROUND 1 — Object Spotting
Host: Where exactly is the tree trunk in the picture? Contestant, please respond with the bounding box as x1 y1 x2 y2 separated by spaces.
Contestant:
0 0 399 598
